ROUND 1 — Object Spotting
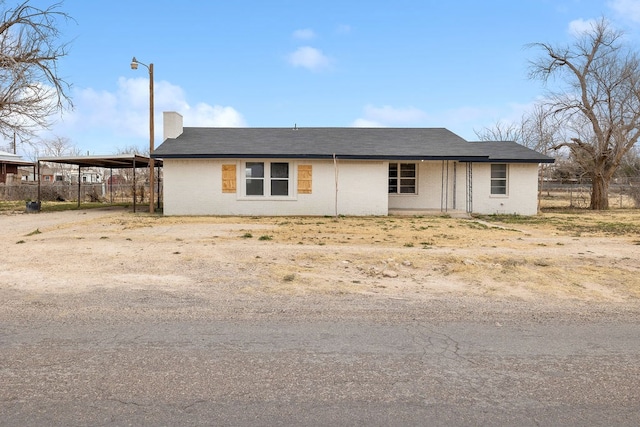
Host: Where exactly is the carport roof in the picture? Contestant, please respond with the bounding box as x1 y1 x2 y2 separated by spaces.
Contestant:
0 151 34 166
38 154 162 169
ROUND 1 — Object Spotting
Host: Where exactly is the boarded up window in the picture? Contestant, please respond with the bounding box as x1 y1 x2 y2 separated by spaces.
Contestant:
222 164 237 193
297 165 312 194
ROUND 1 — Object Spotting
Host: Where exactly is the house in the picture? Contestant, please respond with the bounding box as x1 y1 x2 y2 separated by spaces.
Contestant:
0 151 34 184
39 166 65 183
69 168 102 184
153 112 554 216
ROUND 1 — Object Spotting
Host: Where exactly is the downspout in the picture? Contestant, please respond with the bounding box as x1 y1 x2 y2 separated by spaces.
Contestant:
333 153 338 218
466 162 473 214
440 161 446 212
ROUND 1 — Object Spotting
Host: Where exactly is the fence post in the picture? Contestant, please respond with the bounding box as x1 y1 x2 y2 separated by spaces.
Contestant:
620 191 623 208
569 186 573 207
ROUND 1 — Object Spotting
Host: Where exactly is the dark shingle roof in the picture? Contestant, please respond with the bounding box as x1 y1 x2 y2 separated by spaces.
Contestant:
466 141 554 163
153 127 554 163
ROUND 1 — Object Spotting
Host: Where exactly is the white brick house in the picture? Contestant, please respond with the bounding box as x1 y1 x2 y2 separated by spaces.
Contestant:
153 112 553 216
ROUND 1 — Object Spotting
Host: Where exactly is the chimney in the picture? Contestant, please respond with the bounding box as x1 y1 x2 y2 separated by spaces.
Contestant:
163 111 183 140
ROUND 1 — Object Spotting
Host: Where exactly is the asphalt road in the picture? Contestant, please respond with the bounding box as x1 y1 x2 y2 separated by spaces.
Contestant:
1 293 639 427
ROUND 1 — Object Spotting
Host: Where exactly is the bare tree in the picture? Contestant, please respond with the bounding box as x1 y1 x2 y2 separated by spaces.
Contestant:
40 135 77 157
474 105 561 153
619 146 640 178
474 120 523 143
115 144 147 156
521 105 564 154
39 135 77 179
0 1 72 140
114 144 148 199
529 18 640 209
114 144 148 182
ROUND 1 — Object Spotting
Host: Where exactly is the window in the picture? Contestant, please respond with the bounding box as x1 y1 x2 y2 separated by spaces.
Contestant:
270 162 289 196
389 163 416 194
244 161 289 196
491 164 508 195
245 162 264 195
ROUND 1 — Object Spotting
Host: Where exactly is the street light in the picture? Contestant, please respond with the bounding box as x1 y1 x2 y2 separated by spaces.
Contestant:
130 56 155 213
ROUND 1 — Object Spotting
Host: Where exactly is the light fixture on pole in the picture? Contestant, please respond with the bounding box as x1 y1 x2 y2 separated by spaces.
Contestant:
130 56 155 213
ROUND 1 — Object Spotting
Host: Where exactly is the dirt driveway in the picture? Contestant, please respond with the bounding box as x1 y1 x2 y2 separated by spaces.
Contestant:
1 207 639 425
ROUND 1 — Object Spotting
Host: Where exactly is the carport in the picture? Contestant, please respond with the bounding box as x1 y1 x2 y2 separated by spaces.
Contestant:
37 154 162 212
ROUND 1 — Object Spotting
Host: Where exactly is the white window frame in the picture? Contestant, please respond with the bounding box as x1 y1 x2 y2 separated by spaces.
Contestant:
490 164 508 196
388 162 418 195
241 160 294 199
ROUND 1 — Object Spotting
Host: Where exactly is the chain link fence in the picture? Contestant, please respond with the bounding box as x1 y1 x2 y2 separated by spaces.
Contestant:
540 178 640 209
1 180 160 205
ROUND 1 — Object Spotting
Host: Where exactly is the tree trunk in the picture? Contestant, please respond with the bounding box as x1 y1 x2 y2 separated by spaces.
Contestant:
590 174 610 210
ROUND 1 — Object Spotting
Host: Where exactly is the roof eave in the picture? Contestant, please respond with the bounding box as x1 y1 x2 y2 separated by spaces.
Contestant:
152 153 494 161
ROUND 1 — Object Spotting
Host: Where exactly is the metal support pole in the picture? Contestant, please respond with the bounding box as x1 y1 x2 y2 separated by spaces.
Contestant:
133 159 137 213
77 165 81 208
110 168 113 204
37 160 41 203
453 162 457 210
445 160 449 212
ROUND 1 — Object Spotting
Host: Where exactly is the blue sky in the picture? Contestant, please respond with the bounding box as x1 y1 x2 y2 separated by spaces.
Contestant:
8 0 640 156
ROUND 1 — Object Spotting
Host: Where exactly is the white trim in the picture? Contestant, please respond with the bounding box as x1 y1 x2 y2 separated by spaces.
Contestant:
490 163 509 197
388 162 419 195
239 159 297 200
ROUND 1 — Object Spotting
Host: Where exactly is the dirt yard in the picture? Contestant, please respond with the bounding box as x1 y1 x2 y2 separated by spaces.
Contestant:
3 206 640 425
2 207 639 305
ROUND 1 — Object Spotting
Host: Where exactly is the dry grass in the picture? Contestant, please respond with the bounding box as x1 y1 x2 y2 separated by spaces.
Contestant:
4 198 640 302
100 210 639 301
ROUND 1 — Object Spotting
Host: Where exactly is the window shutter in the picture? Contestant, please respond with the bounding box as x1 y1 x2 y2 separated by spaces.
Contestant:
222 164 237 193
297 165 312 194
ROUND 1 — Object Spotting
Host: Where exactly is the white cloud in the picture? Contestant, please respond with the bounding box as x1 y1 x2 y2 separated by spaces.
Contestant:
350 103 525 140
351 118 384 127
568 18 597 36
292 28 316 40
184 103 246 127
609 0 640 22
49 77 245 153
287 46 331 71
